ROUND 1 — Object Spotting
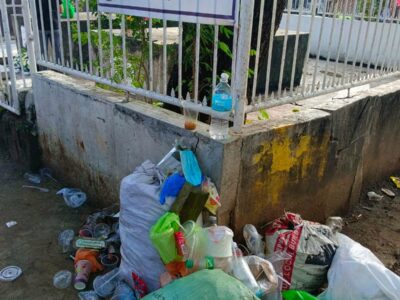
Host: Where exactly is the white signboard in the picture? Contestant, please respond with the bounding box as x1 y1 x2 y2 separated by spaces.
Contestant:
98 0 237 25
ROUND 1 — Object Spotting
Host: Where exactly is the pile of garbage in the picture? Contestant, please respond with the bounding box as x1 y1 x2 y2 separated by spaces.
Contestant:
54 145 400 299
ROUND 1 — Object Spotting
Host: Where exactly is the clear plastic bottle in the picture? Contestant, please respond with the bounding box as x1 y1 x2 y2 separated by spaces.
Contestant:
231 243 261 296
210 73 232 140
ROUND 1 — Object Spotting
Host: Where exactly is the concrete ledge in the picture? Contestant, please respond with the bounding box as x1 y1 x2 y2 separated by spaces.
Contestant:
32 71 400 235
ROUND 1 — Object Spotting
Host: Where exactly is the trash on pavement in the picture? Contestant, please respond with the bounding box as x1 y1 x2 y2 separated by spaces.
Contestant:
78 290 99 300
53 270 72 289
179 150 202 186
58 229 75 253
202 177 221 215
159 173 186 205
325 217 343 234
390 176 400 189
111 281 136 300
22 185 50 192
318 233 400 300
367 191 384 202
57 188 87 208
142 269 260 300
244 255 279 296
243 224 265 256
119 161 172 292
24 172 41 184
74 260 93 290
75 238 106 250
0 266 22 282
5 221 17 228
265 212 338 292
381 188 395 197
93 268 120 298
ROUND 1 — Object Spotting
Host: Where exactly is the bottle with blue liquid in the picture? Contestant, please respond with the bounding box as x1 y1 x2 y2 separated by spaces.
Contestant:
210 73 232 140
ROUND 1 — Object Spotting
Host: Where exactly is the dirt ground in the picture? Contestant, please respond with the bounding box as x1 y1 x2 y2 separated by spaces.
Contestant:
0 150 94 299
0 148 399 299
342 180 400 276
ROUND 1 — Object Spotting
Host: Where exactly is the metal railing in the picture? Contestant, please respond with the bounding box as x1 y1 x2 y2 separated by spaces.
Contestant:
0 0 36 114
3 0 400 129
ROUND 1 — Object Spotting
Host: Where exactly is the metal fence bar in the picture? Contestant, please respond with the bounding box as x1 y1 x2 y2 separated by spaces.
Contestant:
75 0 83 70
365 0 384 78
278 0 293 98
162 18 167 94
312 0 329 92
264 0 278 99
22 0 37 73
55 0 64 66
0 29 10 96
97 12 103 77
11 1 26 87
85 0 93 74
233 0 255 131
108 14 114 78
301 0 317 95
251 0 265 101
341 0 360 85
194 22 200 101
331 0 349 87
148 18 154 91
372 0 390 77
47 0 56 63
387 16 400 72
65 0 73 67
290 0 305 95
121 15 127 82
178 20 183 99
37 0 47 61
212 24 219 93
322 1 339 89
0 0 19 113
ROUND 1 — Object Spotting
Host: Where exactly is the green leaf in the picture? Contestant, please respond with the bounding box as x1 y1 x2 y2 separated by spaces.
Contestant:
218 41 233 58
258 109 269 120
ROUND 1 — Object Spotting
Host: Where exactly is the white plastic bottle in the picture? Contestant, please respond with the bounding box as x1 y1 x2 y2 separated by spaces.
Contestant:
210 73 232 140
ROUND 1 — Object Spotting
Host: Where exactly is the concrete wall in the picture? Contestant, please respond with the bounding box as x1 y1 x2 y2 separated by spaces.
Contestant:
280 14 400 67
33 71 400 236
235 79 400 233
32 71 240 225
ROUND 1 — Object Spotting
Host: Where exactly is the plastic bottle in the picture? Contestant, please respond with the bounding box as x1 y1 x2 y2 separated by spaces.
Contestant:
210 73 232 140
231 243 261 296
185 256 215 273
243 224 265 256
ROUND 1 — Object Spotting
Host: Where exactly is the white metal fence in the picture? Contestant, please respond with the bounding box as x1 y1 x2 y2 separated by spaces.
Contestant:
2 0 400 130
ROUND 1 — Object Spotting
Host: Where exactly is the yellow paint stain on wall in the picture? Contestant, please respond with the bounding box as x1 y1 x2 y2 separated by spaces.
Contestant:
251 127 329 205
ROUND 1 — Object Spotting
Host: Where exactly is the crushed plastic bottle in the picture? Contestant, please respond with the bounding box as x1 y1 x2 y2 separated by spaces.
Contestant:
57 188 87 208
24 172 41 184
53 270 72 289
58 229 75 253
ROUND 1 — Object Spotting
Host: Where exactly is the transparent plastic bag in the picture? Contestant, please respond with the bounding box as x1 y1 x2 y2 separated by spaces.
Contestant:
57 188 87 208
243 224 265 256
244 256 279 296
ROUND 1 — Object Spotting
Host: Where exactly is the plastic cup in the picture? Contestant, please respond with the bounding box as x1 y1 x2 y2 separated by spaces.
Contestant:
53 270 72 289
111 281 135 300
93 268 120 298
74 260 93 290
205 226 234 258
100 254 120 269
94 223 111 239
183 102 199 131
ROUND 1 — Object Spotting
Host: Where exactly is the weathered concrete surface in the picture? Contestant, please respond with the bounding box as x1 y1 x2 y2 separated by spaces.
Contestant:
33 71 400 235
32 72 239 224
235 79 400 234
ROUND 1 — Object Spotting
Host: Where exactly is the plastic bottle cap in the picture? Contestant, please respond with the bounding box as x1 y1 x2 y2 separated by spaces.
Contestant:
220 73 229 83
185 259 194 269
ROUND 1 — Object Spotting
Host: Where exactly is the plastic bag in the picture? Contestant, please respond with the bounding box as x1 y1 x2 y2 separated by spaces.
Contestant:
57 188 87 208
142 269 259 300
283 290 318 300
244 256 279 296
119 161 172 292
150 212 180 264
265 213 338 292
318 234 400 300
243 224 265 256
